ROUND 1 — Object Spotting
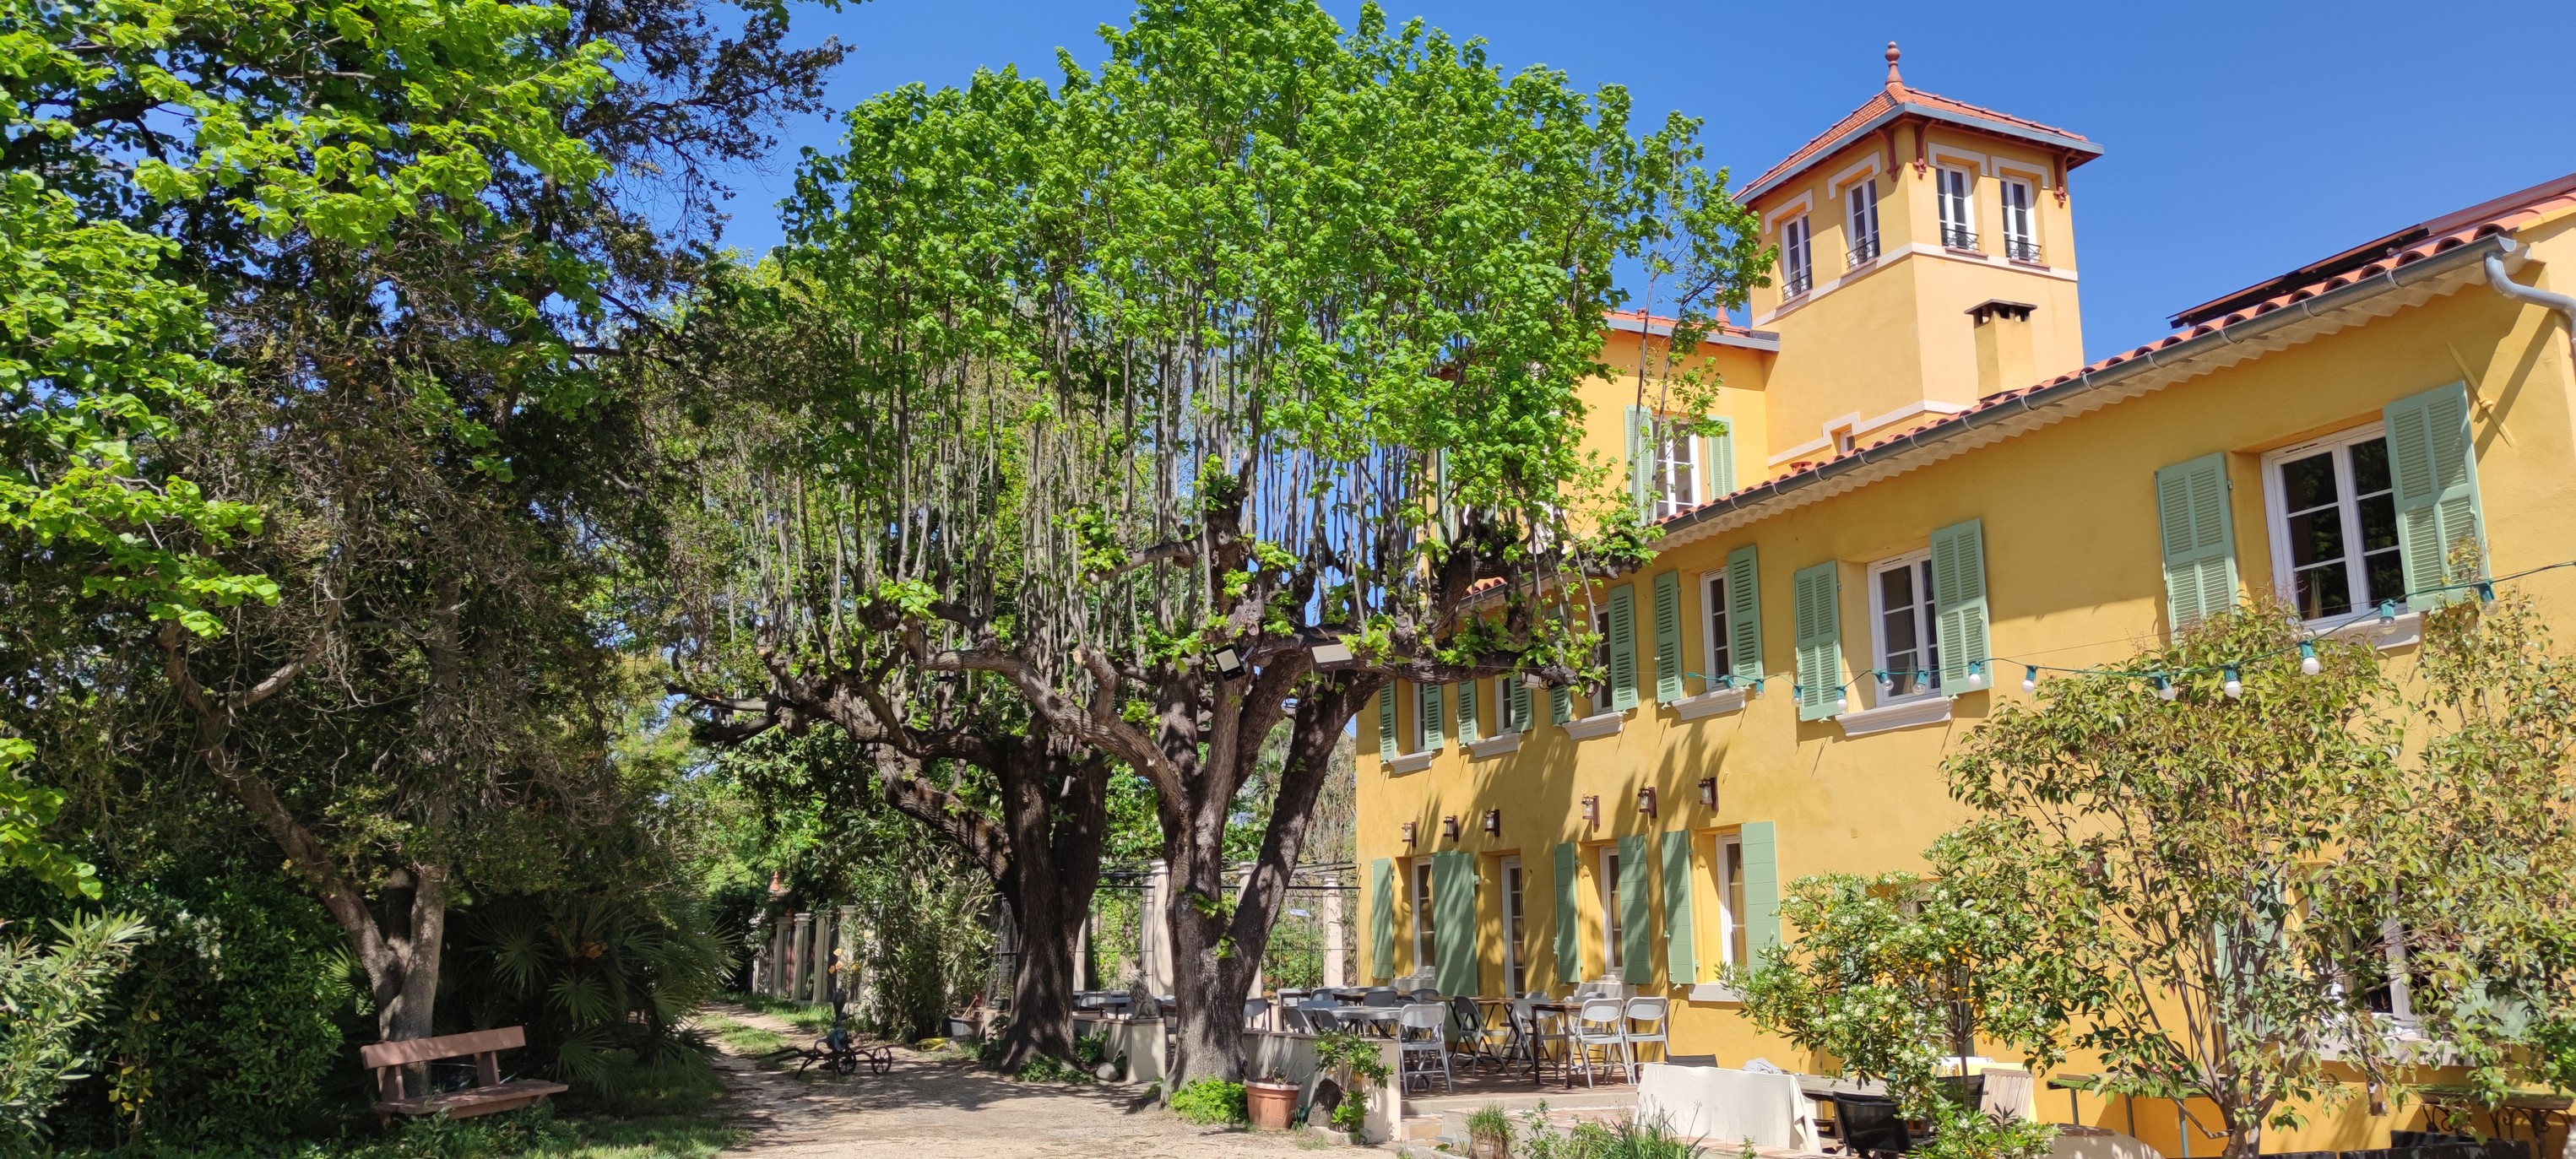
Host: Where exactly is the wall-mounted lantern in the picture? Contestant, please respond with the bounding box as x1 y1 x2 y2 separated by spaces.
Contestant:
1482 809 1502 837
1441 815 1461 842
1581 795 1600 831
1636 786 1657 821
1698 777 1717 809
1402 821 1418 848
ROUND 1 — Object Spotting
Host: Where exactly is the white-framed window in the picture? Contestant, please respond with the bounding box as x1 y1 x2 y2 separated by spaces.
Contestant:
1936 166 1977 251
2263 425 2404 623
1412 860 1437 973
1999 178 2038 263
1597 845 1624 974
1869 550 1942 701
1711 834 1749 968
1500 855 1527 997
1650 414 1699 519
1845 179 1880 267
1780 216 1813 296
1701 571 1733 685
2360 918 2421 1024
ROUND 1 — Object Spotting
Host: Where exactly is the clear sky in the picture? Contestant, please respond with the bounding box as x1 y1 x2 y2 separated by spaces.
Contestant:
698 0 2576 360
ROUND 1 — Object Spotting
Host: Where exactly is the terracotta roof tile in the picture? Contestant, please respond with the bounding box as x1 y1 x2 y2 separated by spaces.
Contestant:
1743 45 2097 203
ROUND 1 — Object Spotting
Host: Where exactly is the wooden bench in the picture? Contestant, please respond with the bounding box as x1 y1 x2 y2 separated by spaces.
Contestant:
361 1026 569 1119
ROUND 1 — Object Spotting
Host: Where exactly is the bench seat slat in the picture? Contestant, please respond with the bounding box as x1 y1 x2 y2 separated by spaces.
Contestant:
376 1079 569 1118
360 1026 528 1070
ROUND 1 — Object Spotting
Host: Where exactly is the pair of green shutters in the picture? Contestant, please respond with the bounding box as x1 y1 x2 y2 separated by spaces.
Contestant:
2156 382 2484 629
1625 406 1738 521
1790 522 1991 722
1367 824 1782 989
1376 677 1526 761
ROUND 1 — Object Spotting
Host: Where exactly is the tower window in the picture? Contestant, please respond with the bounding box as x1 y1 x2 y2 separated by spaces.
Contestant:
1846 179 1881 268
1650 414 1699 519
1781 216 1812 297
1937 166 1977 251
2000 179 2039 263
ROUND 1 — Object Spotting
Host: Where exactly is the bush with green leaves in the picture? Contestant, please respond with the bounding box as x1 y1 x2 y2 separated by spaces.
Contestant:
1314 1029 1389 1135
0 911 146 1147
1169 1077 1249 1126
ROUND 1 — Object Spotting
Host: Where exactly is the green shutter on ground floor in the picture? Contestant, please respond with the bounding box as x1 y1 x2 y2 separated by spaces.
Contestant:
1661 830 1697 984
1740 822 1780 958
1618 834 1651 985
1369 858 1394 982
1432 851 1478 997
1551 842 1580 984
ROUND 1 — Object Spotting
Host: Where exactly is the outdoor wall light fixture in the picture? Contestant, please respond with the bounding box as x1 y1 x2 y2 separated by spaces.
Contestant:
1697 778 1717 809
1401 821 1418 847
1212 646 1245 679
1482 809 1501 836
1581 795 1600 830
1441 815 1461 841
1635 787 1657 820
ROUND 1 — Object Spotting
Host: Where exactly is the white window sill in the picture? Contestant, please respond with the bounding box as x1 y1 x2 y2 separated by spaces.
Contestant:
1835 696 1953 738
1687 982 1744 1004
1562 711 1625 740
2313 609 2424 649
1385 750 1434 775
1671 686 1749 721
1467 731 1522 759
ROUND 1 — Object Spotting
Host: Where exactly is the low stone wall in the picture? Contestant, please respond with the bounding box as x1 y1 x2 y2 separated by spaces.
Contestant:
1072 1015 1402 1144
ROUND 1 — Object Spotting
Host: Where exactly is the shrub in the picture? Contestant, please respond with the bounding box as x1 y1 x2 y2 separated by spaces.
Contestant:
1169 1077 1248 1126
0 912 147 1148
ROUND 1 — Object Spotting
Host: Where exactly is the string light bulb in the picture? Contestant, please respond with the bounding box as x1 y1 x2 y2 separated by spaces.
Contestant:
2378 600 2400 636
1964 663 1987 691
2299 642 2321 676
1876 671 1895 694
2021 665 2039 694
2222 664 2243 699
1833 691 1850 714
2154 674 2177 701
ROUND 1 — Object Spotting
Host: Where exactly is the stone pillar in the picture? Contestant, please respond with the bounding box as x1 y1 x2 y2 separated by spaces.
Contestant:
1321 875 1347 988
770 911 792 996
790 912 814 1004
808 911 830 1005
835 905 859 1009
1073 907 1091 992
1145 859 1174 996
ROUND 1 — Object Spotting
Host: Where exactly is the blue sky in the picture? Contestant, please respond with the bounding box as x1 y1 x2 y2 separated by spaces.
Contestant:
701 0 2576 360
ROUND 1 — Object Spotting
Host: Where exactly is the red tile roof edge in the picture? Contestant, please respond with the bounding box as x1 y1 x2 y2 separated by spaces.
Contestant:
1743 82 2097 203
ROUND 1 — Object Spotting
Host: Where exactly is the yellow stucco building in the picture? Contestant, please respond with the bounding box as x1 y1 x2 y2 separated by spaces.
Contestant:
1353 44 2576 1154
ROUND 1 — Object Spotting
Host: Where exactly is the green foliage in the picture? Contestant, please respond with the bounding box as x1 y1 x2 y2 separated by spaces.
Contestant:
0 911 147 1148
1169 1076 1250 1126
1910 1099 2058 1159
1012 1051 1093 1084
54 1104 732 1158
1518 1108 1702 1159
1314 1028 1388 1133
0 740 96 899
1467 1102 1514 1147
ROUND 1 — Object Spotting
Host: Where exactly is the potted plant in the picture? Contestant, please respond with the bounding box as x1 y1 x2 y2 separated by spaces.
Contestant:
1466 1104 1514 1159
1246 1070 1298 1130
1314 1029 1391 1143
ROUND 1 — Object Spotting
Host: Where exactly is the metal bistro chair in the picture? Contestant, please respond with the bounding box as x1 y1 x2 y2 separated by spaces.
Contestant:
1570 997 1631 1087
1243 997 1272 1032
1623 997 1669 1071
1831 1093 1912 1157
1408 988 1442 1003
1298 995 1339 1033
1362 987 1402 1007
1396 1003 1453 1094
1443 996 1491 1071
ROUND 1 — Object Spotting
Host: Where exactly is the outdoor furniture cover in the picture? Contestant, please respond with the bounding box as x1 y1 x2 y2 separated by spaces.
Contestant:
1635 1064 1819 1151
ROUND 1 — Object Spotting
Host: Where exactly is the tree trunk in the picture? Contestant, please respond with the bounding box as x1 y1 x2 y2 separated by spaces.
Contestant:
987 743 1107 1070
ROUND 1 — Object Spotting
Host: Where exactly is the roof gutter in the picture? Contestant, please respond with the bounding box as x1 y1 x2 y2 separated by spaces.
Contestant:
1657 233 2514 543
2485 237 2576 360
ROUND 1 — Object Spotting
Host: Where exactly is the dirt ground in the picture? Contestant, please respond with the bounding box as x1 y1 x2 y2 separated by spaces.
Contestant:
698 1001 1355 1157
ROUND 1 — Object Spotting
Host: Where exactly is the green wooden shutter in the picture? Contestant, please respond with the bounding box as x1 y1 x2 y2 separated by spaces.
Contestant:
1661 831 1698 984
1740 822 1781 958
1433 852 1478 997
1607 584 1639 711
2384 382 2485 606
1726 545 1763 685
1551 842 1580 983
1508 678 1532 734
1618 835 1651 984
1377 685 1397 761
1930 518 1990 691
1624 405 1653 521
1456 682 1478 744
1369 858 1395 981
1422 683 1445 750
1550 685 1572 725
2155 453 2237 631
1706 416 1736 498
1792 561 1841 721
1652 571 1684 701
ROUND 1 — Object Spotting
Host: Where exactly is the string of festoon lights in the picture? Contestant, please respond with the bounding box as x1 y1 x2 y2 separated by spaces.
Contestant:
1668 556 2576 712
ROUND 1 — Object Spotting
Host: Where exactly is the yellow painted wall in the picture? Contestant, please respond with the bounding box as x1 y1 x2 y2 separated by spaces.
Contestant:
1356 208 2576 1153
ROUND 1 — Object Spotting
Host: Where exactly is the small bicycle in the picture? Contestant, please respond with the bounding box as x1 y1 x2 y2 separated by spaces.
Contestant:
790 1016 892 1077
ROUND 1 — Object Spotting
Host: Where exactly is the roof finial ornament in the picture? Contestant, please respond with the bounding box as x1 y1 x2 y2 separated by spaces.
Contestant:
1884 41 1904 93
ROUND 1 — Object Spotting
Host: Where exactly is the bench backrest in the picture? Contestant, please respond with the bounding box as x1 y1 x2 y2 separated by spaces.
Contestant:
360 1026 527 1070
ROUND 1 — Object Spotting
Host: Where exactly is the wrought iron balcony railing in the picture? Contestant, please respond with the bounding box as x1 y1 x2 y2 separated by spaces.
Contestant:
2003 236 2042 264
1782 267 1813 297
1940 225 1980 252
1846 236 1880 269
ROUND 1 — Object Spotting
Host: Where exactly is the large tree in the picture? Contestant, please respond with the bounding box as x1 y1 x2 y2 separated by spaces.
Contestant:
676 0 1765 1083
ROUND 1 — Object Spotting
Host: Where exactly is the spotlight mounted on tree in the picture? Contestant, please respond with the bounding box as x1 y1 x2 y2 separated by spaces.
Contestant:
1213 646 1245 680
1310 641 1353 664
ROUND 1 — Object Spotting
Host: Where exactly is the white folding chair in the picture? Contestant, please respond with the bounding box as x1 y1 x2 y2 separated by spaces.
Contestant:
1570 997 1630 1087
1623 997 1669 1075
1396 1003 1453 1094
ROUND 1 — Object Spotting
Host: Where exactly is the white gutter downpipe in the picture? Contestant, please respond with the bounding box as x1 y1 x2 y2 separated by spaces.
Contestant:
2486 238 2576 360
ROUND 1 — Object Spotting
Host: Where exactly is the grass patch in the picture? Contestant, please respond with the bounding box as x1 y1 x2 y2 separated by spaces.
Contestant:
700 1013 789 1058
720 991 834 1032
63 1107 733 1159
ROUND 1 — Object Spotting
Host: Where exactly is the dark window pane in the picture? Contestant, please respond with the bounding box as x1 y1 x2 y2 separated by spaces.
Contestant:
2365 548 2406 609
2351 437 2392 496
2296 561 2352 620
2280 451 2340 512
2286 506 2347 568
2357 493 2398 553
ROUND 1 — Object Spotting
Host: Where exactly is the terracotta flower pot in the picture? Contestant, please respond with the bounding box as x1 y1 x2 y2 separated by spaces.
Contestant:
1245 1080 1298 1130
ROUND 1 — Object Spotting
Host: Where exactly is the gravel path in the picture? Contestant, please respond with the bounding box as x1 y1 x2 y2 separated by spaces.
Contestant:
699 1001 1350 1158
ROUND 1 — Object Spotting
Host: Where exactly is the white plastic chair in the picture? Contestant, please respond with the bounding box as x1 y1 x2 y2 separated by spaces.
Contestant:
1570 997 1630 1087
1624 997 1669 1073
1396 1003 1453 1094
